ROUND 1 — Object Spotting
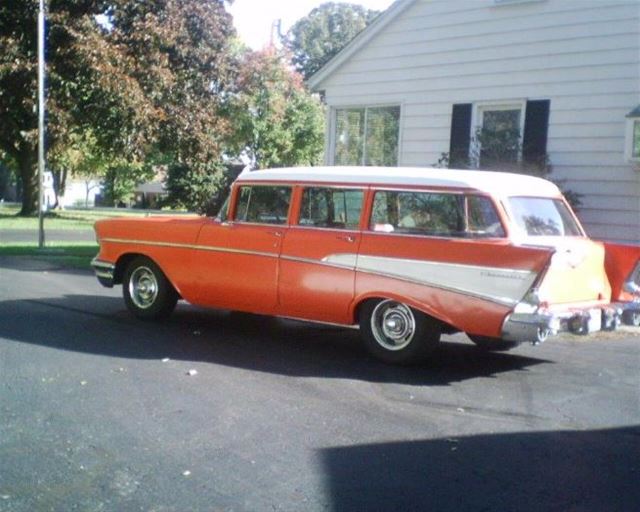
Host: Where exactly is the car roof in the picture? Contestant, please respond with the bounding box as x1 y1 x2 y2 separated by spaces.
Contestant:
236 166 561 197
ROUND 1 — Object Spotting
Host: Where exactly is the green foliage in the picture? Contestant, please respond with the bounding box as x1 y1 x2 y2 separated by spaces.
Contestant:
102 160 154 207
2 2 333 216
164 162 233 216
228 49 325 169
0 0 236 215
282 2 380 80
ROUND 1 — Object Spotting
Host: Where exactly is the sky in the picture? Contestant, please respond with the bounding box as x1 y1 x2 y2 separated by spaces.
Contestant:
227 0 396 50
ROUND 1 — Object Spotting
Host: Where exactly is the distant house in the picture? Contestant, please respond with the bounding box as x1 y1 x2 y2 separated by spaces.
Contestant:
308 0 640 244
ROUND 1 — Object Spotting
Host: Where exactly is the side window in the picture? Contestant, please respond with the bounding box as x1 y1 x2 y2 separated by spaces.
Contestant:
235 185 292 225
299 187 364 229
370 191 505 238
467 196 505 237
371 191 464 236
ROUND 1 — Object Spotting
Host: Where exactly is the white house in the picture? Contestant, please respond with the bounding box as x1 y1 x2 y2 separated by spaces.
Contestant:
308 0 640 244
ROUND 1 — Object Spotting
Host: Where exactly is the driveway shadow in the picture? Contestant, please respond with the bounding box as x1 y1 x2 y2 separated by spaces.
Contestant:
320 426 640 511
0 294 552 386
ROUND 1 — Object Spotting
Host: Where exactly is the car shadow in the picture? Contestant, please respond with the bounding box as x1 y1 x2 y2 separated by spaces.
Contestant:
319 425 640 511
0 294 552 386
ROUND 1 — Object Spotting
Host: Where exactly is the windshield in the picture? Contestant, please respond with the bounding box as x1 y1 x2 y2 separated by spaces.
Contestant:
507 197 583 237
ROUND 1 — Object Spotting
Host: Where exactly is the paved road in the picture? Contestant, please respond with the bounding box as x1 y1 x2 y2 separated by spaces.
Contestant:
0 257 639 511
0 229 96 243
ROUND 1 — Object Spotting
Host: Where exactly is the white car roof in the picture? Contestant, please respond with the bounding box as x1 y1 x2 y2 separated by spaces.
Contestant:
236 166 562 198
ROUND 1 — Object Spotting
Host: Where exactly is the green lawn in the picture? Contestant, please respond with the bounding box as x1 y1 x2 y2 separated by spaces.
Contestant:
0 243 99 270
0 204 151 230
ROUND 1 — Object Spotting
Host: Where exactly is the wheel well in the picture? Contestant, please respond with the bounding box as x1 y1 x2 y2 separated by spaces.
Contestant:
113 253 145 285
353 296 458 333
354 298 379 324
113 253 182 299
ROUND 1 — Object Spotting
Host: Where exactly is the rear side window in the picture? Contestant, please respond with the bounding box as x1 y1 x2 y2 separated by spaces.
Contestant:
299 187 364 229
370 191 505 238
235 185 292 225
508 197 582 236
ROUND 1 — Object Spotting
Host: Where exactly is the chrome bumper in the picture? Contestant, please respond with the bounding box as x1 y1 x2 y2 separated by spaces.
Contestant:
502 301 640 345
91 258 115 288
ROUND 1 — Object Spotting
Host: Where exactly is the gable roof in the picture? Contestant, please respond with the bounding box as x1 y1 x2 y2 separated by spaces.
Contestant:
307 0 419 91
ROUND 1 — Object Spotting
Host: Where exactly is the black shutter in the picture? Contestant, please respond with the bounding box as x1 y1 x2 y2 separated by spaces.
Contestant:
449 103 472 168
522 100 550 165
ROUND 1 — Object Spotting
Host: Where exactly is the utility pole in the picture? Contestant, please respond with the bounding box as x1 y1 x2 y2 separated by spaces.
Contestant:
37 0 46 248
269 19 282 49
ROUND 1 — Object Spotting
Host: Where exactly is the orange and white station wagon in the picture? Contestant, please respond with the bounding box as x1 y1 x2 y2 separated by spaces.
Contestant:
92 167 640 364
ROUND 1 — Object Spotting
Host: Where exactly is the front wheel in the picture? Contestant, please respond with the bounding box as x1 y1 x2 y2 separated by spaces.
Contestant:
123 256 178 320
359 299 441 365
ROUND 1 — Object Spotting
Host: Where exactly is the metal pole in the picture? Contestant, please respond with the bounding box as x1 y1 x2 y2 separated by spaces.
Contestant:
37 0 46 248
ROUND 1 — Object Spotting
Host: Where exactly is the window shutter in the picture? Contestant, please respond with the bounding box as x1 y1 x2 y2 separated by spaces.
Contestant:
522 100 550 165
449 103 472 167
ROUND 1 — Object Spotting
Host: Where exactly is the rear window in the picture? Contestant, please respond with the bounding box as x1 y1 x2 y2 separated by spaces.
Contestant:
370 190 505 238
507 197 582 237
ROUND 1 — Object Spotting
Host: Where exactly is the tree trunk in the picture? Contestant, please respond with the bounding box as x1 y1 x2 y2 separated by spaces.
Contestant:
52 167 68 209
17 150 38 216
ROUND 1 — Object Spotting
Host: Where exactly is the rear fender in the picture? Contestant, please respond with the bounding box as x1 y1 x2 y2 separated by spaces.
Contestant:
350 241 555 337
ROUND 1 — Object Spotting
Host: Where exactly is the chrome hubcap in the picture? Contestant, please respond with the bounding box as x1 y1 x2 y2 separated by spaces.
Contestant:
371 300 416 351
129 266 158 309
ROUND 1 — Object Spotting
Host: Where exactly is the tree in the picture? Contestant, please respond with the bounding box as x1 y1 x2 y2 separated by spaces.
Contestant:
0 0 236 215
282 2 380 80
164 161 231 215
227 48 325 170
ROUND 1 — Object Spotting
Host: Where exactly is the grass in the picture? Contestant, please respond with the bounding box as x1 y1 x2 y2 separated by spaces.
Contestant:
0 204 152 230
0 243 99 270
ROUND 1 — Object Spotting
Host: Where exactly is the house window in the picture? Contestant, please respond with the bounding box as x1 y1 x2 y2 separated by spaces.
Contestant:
334 106 400 166
449 100 550 169
633 121 640 159
475 103 525 168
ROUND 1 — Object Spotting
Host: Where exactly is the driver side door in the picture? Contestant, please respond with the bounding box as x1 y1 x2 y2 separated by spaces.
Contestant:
193 184 292 314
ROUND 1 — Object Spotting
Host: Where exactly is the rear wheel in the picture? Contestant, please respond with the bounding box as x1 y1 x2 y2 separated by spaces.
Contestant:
359 299 441 365
468 334 520 352
123 256 178 320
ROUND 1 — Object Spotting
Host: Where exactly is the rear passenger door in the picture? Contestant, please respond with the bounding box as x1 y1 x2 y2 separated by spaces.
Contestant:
278 186 364 324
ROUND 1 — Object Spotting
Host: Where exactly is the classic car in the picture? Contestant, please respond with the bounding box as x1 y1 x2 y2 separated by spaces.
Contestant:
92 166 640 364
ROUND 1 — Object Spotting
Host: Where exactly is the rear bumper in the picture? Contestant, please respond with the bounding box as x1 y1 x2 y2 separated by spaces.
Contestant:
502 301 640 344
91 258 115 288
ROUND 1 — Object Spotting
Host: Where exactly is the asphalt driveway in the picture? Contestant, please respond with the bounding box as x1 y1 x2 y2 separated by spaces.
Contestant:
0 256 639 511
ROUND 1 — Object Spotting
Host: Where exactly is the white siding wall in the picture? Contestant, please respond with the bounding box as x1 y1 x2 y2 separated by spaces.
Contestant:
317 0 640 243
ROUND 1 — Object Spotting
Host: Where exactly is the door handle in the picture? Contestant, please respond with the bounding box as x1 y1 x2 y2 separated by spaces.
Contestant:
268 231 283 237
337 235 356 243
